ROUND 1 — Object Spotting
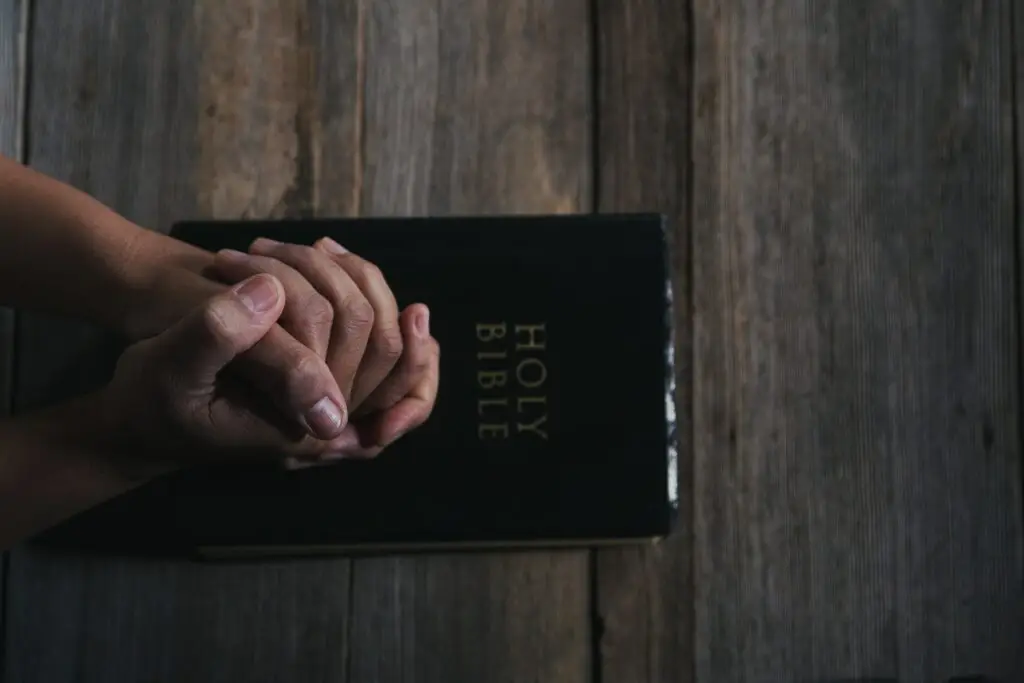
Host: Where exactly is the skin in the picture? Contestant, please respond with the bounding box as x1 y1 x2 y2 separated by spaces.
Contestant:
0 155 440 548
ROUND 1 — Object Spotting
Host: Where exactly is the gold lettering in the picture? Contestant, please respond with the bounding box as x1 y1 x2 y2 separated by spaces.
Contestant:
515 323 546 351
517 414 549 440
476 322 507 342
478 397 509 416
477 370 507 390
516 396 548 440
479 423 509 439
516 358 547 388
516 396 546 411
476 321 548 441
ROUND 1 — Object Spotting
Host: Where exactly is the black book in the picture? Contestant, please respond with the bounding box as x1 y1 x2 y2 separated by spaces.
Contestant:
43 214 679 557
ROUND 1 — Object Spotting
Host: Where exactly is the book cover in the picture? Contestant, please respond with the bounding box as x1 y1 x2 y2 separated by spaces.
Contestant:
41 214 679 556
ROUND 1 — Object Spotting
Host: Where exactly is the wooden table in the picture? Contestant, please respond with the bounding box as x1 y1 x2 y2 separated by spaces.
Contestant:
1 1 1022 681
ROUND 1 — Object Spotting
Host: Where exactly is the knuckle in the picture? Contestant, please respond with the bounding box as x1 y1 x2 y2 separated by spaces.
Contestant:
199 302 233 345
287 244 323 269
284 352 327 400
302 292 334 328
409 408 432 431
420 396 438 420
411 349 433 374
355 260 384 285
341 296 374 332
375 326 404 360
265 243 323 272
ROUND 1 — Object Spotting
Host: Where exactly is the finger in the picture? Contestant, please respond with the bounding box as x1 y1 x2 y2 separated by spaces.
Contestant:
161 274 285 388
234 327 349 441
366 388 437 447
212 248 333 358
281 425 383 469
358 304 435 414
312 237 403 408
210 250 348 440
323 367 437 459
350 307 440 449
249 238 380 404
282 308 439 463
208 381 367 462
365 336 439 446
280 333 438 465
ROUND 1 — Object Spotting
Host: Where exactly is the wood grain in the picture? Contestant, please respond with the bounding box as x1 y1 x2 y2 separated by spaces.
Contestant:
6 0 592 681
689 2 1024 682
0 0 22 160
344 2 592 681
7 3 356 682
0 0 22 415
0 0 23 678
0 0 22 405
592 2 693 683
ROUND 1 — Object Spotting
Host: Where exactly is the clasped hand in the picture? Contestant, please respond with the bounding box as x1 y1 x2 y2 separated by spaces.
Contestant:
104 236 439 474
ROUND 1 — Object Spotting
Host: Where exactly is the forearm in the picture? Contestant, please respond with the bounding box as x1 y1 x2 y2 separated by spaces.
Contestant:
0 391 159 549
0 155 217 336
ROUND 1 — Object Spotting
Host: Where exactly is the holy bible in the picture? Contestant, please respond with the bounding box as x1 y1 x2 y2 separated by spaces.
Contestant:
41 214 679 556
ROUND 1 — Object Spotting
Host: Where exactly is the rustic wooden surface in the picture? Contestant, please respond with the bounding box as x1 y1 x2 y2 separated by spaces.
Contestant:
0 0 24 671
4 1 1024 682
0 0 21 405
687 1 1023 682
5 1 590 682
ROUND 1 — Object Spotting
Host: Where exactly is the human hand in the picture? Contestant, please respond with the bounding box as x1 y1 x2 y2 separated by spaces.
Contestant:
101 274 369 474
130 235 439 463
209 237 440 461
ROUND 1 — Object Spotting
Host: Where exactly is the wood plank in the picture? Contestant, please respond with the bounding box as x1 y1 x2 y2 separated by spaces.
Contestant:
6 0 592 681
592 2 694 683
5 2 356 681
0 0 22 405
343 1 592 681
0 2 25 679
682 2 1023 682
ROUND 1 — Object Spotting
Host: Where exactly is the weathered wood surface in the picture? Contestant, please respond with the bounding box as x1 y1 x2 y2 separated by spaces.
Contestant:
684 2 1022 682
0 0 24 673
0 0 21 408
5 1 590 682
6 0 1024 682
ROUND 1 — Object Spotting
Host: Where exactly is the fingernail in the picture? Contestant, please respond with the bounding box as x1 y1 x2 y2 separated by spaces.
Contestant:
284 457 316 470
284 457 343 470
234 275 278 314
285 455 350 470
319 450 356 461
218 248 249 262
250 237 280 251
319 237 348 255
415 308 429 337
303 396 345 438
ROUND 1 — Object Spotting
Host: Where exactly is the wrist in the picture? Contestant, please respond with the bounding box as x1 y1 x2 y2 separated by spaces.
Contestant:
0 390 167 546
11 390 169 499
78 387 180 485
119 230 221 339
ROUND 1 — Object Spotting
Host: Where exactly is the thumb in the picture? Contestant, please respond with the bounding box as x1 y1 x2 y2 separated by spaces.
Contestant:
161 273 285 388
